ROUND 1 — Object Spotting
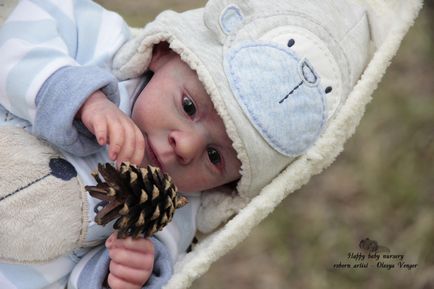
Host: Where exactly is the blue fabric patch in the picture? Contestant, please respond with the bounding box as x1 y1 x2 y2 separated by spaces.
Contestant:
224 42 327 156
220 4 244 35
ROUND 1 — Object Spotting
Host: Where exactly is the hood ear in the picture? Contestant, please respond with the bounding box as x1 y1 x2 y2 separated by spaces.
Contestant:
204 0 253 44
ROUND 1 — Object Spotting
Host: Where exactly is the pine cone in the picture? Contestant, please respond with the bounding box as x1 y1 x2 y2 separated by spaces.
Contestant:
85 162 188 239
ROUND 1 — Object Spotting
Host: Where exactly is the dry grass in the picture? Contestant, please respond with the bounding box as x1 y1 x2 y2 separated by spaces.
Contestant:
95 0 206 26
95 1 434 288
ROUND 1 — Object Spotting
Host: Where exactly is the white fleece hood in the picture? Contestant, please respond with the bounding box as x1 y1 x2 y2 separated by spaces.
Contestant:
113 0 372 232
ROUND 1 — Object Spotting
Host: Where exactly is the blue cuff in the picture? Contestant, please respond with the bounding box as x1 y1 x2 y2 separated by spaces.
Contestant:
144 237 174 289
77 237 173 289
33 65 120 156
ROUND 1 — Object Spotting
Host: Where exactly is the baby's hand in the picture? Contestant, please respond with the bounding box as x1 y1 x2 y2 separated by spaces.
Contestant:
105 233 154 289
77 91 145 165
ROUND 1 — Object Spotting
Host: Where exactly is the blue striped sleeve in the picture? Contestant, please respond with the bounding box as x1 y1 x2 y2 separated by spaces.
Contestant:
0 20 58 47
0 254 77 289
0 0 130 126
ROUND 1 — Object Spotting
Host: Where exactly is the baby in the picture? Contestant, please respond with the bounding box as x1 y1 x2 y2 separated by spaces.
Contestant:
0 0 371 288
0 1 240 288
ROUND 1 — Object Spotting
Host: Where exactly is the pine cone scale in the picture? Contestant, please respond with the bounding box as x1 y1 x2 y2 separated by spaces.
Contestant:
94 199 123 225
85 185 115 201
97 163 124 192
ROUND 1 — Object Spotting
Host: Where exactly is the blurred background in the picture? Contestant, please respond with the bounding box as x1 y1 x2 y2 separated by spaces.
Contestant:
97 1 433 288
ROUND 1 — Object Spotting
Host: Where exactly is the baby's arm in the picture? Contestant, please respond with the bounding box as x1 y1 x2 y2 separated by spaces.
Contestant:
105 233 154 289
76 91 145 165
0 0 131 156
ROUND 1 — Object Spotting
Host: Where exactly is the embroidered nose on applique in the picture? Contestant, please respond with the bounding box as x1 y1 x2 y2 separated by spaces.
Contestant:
279 59 320 104
224 42 327 156
300 60 319 85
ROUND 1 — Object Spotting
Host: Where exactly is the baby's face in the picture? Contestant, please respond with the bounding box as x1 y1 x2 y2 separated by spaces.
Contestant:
131 53 241 193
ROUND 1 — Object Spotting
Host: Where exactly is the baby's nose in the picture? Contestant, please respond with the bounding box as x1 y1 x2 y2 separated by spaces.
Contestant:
168 129 206 165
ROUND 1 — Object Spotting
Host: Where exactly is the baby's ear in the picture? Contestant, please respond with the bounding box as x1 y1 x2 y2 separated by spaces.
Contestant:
204 0 253 44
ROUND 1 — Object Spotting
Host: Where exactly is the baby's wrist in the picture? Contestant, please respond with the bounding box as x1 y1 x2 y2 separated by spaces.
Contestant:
76 90 107 120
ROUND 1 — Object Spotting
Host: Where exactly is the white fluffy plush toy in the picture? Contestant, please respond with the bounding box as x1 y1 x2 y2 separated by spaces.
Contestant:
0 125 89 263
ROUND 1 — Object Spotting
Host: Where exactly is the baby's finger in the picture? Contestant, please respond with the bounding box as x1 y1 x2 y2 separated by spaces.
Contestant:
107 273 142 289
109 261 152 286
105 233 116 249
131 126 145 165
107 119 124 161
91 115 108 145
112 236 154 254
116 120 137 164
109 247 154 270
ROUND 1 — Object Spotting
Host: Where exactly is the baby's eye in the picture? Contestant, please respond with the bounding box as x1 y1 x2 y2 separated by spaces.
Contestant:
207 147 221 165
182 96 196 116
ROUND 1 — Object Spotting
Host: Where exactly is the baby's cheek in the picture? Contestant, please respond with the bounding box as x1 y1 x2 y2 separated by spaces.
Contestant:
174 174 211 193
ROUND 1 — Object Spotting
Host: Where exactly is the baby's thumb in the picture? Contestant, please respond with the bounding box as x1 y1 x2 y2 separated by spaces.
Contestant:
105 233 116 249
